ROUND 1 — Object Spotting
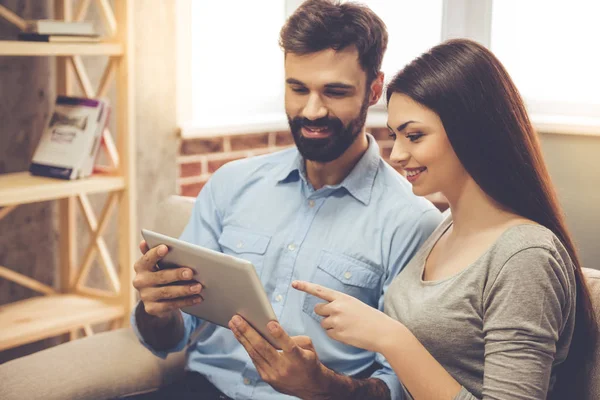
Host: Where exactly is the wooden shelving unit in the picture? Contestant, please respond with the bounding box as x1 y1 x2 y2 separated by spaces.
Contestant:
0 172 126 206
0 40 123 56
0 295 124 350
0 0 137 352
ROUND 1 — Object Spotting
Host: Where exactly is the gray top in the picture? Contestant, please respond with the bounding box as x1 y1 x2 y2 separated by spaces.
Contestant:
384 215 576 399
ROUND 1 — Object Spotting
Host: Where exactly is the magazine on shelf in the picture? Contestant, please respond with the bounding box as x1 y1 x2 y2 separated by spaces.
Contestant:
23 19 95 36
18 33 101 43
29 96 110 180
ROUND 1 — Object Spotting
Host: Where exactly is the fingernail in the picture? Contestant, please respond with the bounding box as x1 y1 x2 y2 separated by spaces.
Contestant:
268 322 278 333
157 245 168 256
291 281 298 288
193 297 202 303
232 316 241 326
182 270 192 279
190 284 201 293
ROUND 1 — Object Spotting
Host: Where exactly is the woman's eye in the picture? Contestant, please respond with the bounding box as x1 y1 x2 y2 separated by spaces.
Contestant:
388 131 397 140
406 133 424 142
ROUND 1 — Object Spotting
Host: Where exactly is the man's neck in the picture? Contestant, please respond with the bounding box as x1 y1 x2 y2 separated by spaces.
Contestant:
305 132 369 190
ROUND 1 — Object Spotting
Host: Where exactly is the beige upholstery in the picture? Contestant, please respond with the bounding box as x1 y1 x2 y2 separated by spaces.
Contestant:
586 267 600 398
0 195 598 399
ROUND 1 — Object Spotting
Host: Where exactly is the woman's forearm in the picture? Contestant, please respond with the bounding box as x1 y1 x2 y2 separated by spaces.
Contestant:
378 321 463 400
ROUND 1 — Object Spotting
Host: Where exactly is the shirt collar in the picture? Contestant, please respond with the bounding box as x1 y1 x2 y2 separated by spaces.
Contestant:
276 134 381 206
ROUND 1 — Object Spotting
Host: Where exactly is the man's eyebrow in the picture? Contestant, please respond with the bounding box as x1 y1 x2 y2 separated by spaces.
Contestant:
324 83 355 90
388 120 417 132
286 78 305 86
285 79 355 91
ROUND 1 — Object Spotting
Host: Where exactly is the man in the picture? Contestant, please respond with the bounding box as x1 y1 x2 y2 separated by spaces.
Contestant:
130 0 442 399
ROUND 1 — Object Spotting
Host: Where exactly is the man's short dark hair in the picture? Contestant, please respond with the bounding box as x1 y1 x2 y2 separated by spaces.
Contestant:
279 0 388 84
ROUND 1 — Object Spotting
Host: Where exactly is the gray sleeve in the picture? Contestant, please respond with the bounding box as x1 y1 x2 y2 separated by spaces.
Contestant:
467 247 571 400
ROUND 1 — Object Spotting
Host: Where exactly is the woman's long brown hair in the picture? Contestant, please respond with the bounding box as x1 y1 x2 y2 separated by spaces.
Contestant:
386 39 597 398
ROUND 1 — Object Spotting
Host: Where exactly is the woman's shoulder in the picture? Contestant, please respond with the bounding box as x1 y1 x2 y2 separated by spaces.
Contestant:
491 222 568 261
483 223 575 292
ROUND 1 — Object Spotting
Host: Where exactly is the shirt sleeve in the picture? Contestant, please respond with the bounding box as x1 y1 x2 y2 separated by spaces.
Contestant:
178 175 224 249
458 247 573 399
131 175 226 357
130 305 200 359
372 208 443 400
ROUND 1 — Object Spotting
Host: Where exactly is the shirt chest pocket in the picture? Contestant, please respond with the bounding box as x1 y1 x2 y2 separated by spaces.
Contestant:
218 226 271 277
302 250 383 322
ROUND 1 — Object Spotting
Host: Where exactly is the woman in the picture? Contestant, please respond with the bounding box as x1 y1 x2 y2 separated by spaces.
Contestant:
292 39 597 399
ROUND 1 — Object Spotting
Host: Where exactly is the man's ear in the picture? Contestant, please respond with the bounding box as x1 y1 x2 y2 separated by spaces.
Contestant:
368 72 385 106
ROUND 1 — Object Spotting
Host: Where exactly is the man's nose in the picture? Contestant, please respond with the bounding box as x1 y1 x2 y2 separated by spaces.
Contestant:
301 94 328 121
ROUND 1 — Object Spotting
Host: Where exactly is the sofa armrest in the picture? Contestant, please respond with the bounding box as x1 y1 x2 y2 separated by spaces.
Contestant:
583 267 600 400
0 328 186 400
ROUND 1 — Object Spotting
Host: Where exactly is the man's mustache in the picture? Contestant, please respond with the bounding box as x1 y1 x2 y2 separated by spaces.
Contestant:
291 116 343 129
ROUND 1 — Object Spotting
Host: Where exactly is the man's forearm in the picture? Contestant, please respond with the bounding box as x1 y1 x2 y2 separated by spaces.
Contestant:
318 367 391 400
135 302 185 351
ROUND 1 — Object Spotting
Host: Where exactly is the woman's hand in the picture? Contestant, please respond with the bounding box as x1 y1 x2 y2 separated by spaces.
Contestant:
292 280 401 353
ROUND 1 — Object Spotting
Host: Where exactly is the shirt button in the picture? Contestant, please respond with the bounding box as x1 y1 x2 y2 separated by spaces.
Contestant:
243 377 251 385
275 294 283 302
287 243 296 251
308 200 315 208
236 241 244 249
343 271 352 280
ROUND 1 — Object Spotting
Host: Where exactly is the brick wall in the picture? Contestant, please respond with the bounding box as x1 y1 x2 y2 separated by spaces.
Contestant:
177 128 448 210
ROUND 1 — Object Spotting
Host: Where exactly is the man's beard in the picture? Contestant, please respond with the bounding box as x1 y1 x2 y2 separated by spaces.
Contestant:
287 96 370 163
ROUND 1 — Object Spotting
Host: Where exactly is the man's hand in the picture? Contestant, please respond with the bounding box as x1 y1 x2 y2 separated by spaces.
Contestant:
132 240 203 320
229 316 333 399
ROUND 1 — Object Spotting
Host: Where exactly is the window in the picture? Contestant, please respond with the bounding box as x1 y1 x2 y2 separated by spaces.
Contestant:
179 0 443 137
178 0 600 137
491 0 600 119
184 0 286 133
364 0 443 88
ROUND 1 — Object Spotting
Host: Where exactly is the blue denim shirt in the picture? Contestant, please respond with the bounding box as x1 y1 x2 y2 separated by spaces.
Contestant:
132 135 442 399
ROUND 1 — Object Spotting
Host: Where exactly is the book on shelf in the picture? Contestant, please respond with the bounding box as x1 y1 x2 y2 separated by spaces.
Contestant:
24 19 95 36
29 96 110 180
18 33 101 43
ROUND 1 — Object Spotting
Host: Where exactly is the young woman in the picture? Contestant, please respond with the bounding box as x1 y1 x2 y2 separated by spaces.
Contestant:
292 39 597 399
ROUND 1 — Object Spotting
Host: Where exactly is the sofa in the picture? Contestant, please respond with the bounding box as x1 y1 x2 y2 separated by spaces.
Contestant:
1 195 599 399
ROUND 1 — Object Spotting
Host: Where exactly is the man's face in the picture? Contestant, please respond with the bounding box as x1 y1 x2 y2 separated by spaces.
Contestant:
284 47 371 163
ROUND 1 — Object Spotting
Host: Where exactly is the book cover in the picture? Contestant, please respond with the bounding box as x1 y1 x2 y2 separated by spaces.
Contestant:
29 96 110 180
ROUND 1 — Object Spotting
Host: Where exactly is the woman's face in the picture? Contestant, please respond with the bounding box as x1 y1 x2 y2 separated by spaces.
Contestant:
387 93 468 197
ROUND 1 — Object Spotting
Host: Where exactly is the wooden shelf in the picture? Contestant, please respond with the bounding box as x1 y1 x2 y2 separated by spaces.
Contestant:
0 40 123 56
0 1 137 355
0 172 125 207
0 294 124 351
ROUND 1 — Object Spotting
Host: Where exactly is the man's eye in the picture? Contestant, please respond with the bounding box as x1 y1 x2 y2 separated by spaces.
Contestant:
406 133 424 142
325 91 347 97
291 87 308 94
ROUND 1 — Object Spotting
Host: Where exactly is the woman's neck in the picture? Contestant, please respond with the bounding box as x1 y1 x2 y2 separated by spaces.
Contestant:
442 177 517 238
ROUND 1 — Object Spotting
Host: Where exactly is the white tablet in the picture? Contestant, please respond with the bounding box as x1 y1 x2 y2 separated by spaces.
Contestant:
141 229 279 348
